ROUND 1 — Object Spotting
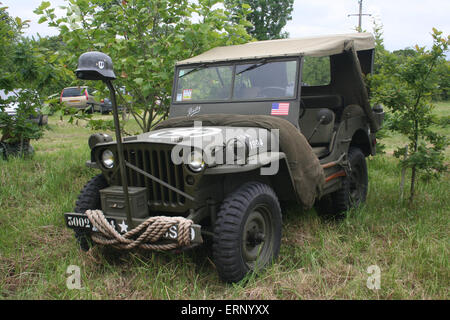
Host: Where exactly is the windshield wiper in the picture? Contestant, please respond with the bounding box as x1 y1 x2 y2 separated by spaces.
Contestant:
179 64 208 79
236 59 267 75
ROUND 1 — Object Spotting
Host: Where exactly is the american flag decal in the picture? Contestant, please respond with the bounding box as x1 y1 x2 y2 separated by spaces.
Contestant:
271 102 290 115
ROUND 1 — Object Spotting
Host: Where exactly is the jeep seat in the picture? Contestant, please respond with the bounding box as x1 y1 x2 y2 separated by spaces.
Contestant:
234 87 261 99
298 94 342 148
312 146 329 158
301 95 344 109
299 108 335 146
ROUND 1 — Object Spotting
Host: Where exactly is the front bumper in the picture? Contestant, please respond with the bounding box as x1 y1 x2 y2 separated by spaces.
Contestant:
64 212 203 248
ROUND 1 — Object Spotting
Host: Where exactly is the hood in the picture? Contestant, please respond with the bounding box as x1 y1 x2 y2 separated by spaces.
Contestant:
96 126 278 167
137 126 275 151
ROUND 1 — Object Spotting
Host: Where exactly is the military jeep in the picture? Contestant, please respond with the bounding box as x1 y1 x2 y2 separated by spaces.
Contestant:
65 33 384 283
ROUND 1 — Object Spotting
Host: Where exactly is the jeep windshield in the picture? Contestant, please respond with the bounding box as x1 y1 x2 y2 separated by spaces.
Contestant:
174 60 298 103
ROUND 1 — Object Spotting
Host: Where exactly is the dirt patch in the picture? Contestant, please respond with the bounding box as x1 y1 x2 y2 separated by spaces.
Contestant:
0 254 43 298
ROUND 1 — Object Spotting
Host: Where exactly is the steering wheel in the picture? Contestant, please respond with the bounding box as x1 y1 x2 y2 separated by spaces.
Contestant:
299 99 306 119
258 86 287 98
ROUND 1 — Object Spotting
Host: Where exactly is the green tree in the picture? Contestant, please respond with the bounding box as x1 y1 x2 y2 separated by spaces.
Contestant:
301 56 330 86
0 4 71 157
36 0 251 133
389 48 449 101
0 89 44 156
369 28 449 203
225 0 294 40
0 4 28 90
434 58 450 101
30 35 74 98
0 7 42 155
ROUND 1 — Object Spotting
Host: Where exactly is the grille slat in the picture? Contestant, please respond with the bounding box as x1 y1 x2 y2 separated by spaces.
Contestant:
150 150 160 204
167 151 176 204
137 150 144 187
143 150 151 196
117 144 185 208
177 165 185 204
157 150 167 205
164 151 174 205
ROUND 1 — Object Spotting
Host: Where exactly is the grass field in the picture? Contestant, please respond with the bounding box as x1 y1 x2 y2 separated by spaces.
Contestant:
0 103 448 299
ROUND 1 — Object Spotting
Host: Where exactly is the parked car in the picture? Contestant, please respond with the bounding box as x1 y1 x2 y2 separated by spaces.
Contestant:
0 89 48 126
94 97 126 114
60 86 99 112
1 90 19 117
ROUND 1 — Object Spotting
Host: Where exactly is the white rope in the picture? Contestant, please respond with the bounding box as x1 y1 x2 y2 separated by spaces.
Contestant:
85 209 193 251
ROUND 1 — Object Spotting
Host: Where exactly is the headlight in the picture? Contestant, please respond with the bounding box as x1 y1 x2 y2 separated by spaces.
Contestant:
101 149 115 169
226 137 249 164
187 151 205 173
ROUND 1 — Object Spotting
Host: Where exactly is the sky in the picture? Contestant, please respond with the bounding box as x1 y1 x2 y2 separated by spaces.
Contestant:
2 0 450 52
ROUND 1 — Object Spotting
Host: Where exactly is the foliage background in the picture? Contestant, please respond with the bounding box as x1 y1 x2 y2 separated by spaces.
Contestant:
35 0 252 132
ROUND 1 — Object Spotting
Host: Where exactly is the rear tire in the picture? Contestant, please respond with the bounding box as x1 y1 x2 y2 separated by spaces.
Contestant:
40 115 48 126
85 103 94 114
73 174 108 251
100 105 111 114
212 182 282 283
315 147 368 218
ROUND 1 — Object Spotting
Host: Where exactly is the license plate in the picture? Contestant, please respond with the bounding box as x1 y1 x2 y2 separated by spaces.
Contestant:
65 214 116 231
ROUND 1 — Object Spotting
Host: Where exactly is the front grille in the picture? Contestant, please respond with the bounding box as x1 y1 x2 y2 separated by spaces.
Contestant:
121 144 186 208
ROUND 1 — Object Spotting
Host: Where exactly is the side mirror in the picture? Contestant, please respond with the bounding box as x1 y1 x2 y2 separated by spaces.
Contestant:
75 51 116 81
316 108 334 125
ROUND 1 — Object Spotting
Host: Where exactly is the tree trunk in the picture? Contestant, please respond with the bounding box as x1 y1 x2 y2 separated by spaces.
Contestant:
409 165 416 204
409 119 419 204
399 145 408 201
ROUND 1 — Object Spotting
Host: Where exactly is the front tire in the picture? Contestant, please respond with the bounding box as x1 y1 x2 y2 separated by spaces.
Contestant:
212 182 282 283
73 174 108 251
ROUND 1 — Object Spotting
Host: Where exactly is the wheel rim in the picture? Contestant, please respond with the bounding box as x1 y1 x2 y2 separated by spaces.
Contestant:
242 204 273 270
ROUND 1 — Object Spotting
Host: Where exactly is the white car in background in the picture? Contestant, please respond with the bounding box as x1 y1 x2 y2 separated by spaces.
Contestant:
0 89 48 126
1 90 18 117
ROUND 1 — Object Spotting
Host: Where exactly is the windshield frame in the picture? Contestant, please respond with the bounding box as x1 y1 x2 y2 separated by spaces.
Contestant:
172 57 301 104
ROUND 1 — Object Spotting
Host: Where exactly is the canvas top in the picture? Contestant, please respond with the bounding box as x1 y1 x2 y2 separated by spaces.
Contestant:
177 33 375 65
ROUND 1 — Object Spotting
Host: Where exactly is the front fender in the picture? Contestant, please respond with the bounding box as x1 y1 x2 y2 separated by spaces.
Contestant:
205 152 299 203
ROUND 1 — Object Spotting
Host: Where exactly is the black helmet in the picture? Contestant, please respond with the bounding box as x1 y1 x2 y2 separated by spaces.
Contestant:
75 51 116 81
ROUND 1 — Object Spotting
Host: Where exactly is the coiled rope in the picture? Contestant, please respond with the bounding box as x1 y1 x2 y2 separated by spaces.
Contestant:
85 209 193 251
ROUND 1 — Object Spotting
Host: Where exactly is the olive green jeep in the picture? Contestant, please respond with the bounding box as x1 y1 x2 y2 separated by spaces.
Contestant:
65 33 384 283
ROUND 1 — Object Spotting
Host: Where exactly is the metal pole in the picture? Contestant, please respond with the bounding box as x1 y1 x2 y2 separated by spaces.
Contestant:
104 80 133 229
348 0 371 33
358 0 363 32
